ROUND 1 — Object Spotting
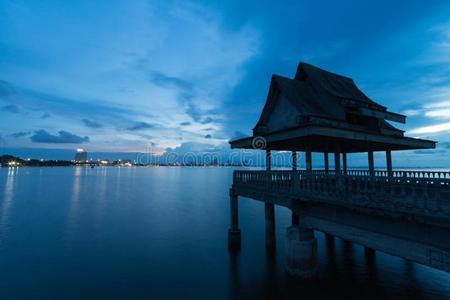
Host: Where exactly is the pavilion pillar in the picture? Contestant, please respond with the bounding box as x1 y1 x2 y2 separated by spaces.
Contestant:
342 153 347 175
292 151 297 171
292 151 300 192
264 148 276 249
386 150 393 177
305 151 312 173
324 152 329 174
334 152 341 175
228 189 241 250
266 149 271 171
368 151 375 176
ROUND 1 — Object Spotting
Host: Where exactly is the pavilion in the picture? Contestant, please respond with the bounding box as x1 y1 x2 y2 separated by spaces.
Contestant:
227 62 445 279
229 62 436 173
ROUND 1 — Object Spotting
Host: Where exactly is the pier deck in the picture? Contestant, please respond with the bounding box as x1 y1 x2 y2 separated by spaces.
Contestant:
231 169 450 274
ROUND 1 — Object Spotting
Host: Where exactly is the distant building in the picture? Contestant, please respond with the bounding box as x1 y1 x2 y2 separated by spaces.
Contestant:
74 148 88 162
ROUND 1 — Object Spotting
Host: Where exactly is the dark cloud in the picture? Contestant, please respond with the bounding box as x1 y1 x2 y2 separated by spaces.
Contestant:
440 142 450 149
82 118 103 128
413 149 446 155
180 121 191 126
150 72 193 91
41 112 51 119
1 104 20 113
10 131 31 138
185 104 219 124
30 130 89 144
204 134 212 139
0 80 15 98
0 80 153 129
186 103 202 122
200 117 214 124
127 122 155 131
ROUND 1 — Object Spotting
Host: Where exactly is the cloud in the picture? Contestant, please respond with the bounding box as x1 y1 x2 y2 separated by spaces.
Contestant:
10 131 31 138
82 118 103 128
41 112 51 119
413 149 446 155
0 80 152 129
0 80 15 99
1 104 20 113
418 22 450 65
150 72 193 92
127 122 155 131
179 121 191 126
408 122 450 135
200 117 214 124
30 130 89 144
0 1 259 150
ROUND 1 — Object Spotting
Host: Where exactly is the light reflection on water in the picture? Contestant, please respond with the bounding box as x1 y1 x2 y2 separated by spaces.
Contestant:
0 167 17 248
0 166 449 300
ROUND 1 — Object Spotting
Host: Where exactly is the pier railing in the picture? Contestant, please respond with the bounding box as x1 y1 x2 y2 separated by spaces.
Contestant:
233 169 450 220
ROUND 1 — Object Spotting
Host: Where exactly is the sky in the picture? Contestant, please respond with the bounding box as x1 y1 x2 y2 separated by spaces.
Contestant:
2 0 450 166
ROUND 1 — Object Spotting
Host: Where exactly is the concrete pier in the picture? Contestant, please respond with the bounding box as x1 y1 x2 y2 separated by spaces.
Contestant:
228 189 241 250
285 225 318 279
228 62 448 276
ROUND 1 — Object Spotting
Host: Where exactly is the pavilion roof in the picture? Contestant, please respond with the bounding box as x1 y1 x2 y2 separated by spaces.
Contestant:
230 62 436 152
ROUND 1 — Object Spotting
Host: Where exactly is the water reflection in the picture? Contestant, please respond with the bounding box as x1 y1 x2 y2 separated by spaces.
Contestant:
0 167 449 299
0 167 18 247
402 261 422 299
226 231 449 300
228 249 240 300
66 167 82 242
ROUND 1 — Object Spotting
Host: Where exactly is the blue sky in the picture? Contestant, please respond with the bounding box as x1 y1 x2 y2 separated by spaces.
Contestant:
2 0 450 164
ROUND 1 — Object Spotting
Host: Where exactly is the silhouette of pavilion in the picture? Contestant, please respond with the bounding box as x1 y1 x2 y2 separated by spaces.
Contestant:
227 62 450 279
230 62 435 173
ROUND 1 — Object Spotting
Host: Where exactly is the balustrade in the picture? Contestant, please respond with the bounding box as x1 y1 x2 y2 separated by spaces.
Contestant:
233 169 450 219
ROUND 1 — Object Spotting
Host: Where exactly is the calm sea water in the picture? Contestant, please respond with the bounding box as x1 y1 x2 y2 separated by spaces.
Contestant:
0 166 450 300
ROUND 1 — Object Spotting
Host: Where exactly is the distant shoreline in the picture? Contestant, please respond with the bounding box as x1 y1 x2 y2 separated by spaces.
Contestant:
0 154 243 168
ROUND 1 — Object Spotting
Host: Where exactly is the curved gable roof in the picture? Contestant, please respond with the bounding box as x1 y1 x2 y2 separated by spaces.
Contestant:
295 62 385 110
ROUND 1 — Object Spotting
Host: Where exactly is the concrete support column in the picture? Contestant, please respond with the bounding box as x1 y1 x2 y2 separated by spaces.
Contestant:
342 153 347 175
325 233 334 245
228 189 241 249
292 151 297 171
305 151 312 173
368 151 375 176
386 150 393 177
265 203 276 249
334 152 341 174
266 149 271 171
285 224 318 279
324 152 329 174
291 210 299 225
365 246 375 257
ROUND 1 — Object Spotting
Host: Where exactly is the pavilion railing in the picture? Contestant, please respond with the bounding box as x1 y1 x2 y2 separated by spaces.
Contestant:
233 169 450 219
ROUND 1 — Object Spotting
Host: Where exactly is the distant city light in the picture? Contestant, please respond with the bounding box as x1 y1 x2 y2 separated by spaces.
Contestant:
74 148 88 162
8 161 17 166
